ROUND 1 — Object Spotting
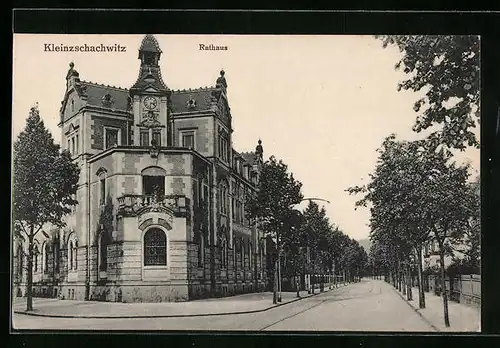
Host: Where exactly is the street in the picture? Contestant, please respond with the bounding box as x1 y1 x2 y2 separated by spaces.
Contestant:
12 279 437 331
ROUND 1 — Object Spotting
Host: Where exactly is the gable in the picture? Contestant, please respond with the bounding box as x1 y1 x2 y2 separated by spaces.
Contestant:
216 96 231 125
61 89 84 123
64 122 80 135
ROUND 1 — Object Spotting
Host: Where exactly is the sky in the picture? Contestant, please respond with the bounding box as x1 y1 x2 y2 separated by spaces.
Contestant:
12 34 480 241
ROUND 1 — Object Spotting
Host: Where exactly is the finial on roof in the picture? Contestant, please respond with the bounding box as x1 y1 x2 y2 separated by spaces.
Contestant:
216 69 227 89
255 138 263 160
66 61 79 81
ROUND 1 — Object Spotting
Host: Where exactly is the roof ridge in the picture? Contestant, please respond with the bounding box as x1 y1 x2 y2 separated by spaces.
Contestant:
80 80 129 91
172 85 216 93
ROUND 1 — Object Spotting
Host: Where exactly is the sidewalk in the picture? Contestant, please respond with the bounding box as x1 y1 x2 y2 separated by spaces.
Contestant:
13 284 343 319
393 285 480 332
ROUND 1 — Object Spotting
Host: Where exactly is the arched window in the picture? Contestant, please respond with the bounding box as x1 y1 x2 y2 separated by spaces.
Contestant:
44 243 50 274
69 240 73 270
233 238 237 271
144 228 167 266
99 233 110 271
53 239 60 273
17 245 23 278
33 245 39 273
198 236 204 267
240 239 245 268
249 242 253 268
221 235 228 268
218 180 229 216
67 234 78 271
74 241 78 270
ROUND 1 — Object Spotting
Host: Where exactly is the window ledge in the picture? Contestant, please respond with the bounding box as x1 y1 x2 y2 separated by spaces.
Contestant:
144 265 168 270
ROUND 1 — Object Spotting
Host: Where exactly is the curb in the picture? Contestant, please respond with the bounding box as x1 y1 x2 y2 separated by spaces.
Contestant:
14 283 347 319
391 287 440 332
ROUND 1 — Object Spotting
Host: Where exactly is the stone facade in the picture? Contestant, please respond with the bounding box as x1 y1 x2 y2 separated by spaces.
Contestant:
13 35 267 303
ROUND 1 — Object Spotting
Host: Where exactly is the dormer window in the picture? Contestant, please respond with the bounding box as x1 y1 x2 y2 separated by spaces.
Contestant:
187 97 197 109
102 94 114 107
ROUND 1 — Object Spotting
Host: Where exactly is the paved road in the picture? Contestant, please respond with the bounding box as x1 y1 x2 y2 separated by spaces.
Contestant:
12 279 436 331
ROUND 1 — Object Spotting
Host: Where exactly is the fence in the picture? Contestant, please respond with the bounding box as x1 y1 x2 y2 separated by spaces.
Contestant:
426 274 480 308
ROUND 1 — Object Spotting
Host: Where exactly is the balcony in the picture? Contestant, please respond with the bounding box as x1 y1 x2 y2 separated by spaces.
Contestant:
117 194 189 217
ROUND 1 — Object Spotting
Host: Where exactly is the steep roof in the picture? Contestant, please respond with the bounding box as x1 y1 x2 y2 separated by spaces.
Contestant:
169 87 217 114
78 81 131 112
139 34 162 53
240 151 256 165
72 81 222 114
130 66 169 92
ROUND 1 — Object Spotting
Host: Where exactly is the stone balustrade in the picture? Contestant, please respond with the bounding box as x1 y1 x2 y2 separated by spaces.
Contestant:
117 194 188 217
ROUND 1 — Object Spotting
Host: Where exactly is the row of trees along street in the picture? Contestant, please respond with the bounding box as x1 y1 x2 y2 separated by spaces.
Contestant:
347 35 480 328
245 156 369 304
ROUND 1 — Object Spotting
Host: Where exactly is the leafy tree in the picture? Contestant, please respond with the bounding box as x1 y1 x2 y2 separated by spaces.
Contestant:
280 209 306 297
13 105 80 311
300 201 333 291
348 136 430 302
348 134 476 327
245 155 303 303
377 35 480 150
448 178 480 269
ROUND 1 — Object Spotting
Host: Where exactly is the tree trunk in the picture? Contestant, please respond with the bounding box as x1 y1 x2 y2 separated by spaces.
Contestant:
333 262 336 288
273 258 278 304
406 263 413 301
402 264 407 296
397 262 402 291
439 247 451 327
26 231 34 311
416 246 426 309
296 273 300 298
393 266 397 288
277 252 282 302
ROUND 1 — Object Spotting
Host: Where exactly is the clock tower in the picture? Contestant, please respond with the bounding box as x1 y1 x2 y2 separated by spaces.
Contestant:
129 34 171 147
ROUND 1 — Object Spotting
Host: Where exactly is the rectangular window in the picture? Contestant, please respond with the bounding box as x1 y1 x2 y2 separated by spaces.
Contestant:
203 186 209 208
232 196 236 221
249 243 252 268
153 130 161 147
71 137 75 155
100 178 106 205
105 128 119 149
75 134 79 154
218 135 228 162
67 139 71 153
182 132 195 149
143 176 165 196
193 179 198 208
140 130 150 147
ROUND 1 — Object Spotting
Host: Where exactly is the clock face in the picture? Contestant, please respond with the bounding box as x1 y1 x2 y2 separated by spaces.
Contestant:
143 96 158 110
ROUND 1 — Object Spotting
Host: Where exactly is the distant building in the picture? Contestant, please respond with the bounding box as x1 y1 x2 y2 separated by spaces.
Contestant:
13 35 267 302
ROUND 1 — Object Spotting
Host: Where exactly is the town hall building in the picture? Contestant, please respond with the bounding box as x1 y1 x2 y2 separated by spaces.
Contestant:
14 35 267 302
